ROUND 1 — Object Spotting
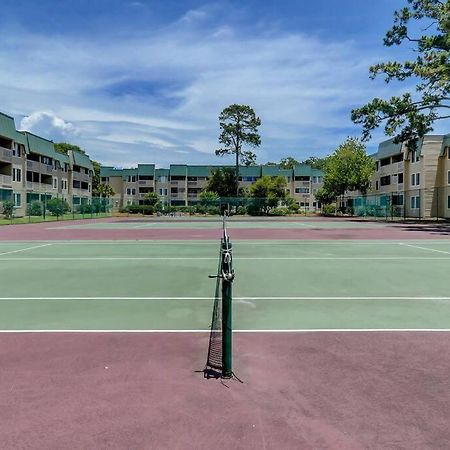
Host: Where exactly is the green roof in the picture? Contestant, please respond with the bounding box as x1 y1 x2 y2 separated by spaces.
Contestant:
14 131 29 149
187 165 214 177
137 164 155 176
100 166 124 177
294 164 314 176
240 166 261 177
262 165 293 177
155 168 170 176
55 151 70 167
25 132 56 159
121 168 138 180
170 164 187 176
0 112 17 140
377 138 403 159
71 150 93 170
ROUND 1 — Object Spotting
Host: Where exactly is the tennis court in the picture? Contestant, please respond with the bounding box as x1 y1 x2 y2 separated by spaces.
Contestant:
1 216 450 448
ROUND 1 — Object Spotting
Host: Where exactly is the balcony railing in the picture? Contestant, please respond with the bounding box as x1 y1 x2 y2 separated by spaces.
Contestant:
138 180 153 186
73 172 91 183
170 180 179 185
187 193 198 198
0 174 12 186
0 147 12 162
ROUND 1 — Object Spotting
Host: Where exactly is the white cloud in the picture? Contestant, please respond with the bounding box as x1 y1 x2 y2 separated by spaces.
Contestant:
0 9 398 166
20 111 78 139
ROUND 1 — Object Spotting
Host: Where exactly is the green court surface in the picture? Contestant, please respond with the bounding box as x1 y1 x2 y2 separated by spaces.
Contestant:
1 240 450 331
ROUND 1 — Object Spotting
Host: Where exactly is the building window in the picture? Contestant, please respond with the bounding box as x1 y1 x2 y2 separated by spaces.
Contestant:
127 176 136 182
157 176 167 182
398 173 404 184
411 150 420 163
53 178 58 189
13 193 21 207
12 144 21 158
126 188 136 195
448 171 450 185
392 154 402 163
41 156 52 166
101 177 109 183
295 187 310 194
380 175 391 186
411 196 420 209
411 173 420 186
12 167 22 182
159 188 168 196
376 161 380 171
448 147 450 159
88 184 91 193
392 194 403 206
375 180 379 190
380 158 391 167
448 196 450 209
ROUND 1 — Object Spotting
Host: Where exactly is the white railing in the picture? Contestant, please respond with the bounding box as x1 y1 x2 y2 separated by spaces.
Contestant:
0 147 12 162
0 174 12 185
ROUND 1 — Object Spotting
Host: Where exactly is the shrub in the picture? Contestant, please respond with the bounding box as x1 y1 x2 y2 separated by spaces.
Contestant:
236 206 247 215
268 206 289 216
321 204 336 216
27 201 43 216
47 198 70 216
1 200 14 219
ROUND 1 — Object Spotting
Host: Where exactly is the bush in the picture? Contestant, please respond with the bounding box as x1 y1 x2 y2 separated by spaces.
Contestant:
1 200 14 219
288 203 300 214
27 201 43 216
236 206 247 215
47 198 70 216
321 204 336 216
126 205 154 215
268 206 289 216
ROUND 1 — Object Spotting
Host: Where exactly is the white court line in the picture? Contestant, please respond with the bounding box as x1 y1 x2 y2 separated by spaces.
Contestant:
0 328 449 333
0 243 52 257
0 296 449 301
0 256 450 261
399 242 450 255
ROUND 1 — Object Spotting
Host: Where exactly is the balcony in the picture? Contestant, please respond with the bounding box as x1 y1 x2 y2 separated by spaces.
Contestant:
0 174 12 186
73 172 91 183
187 181 198 186
27 160 40 171
138 180 153 186
0 147 12 163
187 193 198 198
170 180 179 185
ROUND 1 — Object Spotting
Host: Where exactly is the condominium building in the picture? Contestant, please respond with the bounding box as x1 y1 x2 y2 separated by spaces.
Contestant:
100 164 324 211
0 111 93 216
367 134 450 218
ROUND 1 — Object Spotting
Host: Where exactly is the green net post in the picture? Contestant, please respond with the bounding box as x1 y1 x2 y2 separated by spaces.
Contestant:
221 237 233 378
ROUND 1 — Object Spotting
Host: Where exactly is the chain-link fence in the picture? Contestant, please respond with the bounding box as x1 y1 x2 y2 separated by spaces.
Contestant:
0 190 112 224
339 187 450 220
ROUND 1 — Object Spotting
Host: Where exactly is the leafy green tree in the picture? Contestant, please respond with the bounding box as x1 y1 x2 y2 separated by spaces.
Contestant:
302 156 328 170
314 187 336 206
279 157 300 169
1 200 14 219
47 198 70 216
249 175 290 214
94 183 115 198
144 192 160 207
92 160 101 195
352 0 450 148
321 138 375 198
54 142 85 155
203 167 238 197
215 104 261 195
199 190 219 204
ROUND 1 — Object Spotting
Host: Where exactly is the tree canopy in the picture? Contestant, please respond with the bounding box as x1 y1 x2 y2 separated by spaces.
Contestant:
54 142 85 155
352 0 450 148
302 156 328 170
203 167 238 197
321 138 375 198
215 104 261 195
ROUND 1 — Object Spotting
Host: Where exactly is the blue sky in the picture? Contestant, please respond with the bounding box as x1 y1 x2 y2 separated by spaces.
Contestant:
0 0 438 167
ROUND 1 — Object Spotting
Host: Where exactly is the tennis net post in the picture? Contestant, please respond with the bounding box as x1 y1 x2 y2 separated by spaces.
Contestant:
221 210 234 378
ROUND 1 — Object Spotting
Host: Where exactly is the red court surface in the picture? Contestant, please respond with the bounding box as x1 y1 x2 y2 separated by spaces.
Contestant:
0 216 449 240
1 332 450 449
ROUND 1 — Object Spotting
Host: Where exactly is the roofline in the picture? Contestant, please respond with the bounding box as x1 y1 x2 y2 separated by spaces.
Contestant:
21 130 55 144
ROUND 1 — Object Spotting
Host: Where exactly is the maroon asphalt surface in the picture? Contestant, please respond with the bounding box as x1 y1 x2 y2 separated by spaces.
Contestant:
1 332 450 449
0 216 449 240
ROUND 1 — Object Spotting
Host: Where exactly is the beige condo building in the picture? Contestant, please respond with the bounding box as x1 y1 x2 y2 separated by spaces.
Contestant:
0 112 94 216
